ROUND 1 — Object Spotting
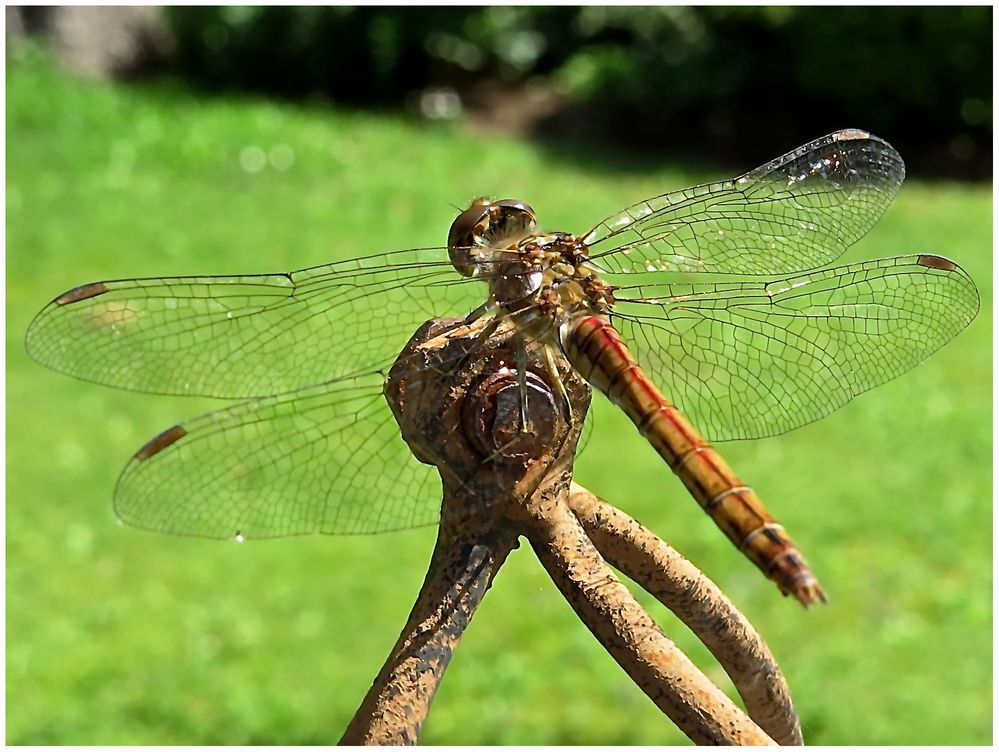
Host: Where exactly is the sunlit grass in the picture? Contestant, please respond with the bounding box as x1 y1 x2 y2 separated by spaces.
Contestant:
7 48 992 744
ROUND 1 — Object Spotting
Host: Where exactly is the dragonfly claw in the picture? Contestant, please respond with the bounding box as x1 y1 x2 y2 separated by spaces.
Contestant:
789 578 828 609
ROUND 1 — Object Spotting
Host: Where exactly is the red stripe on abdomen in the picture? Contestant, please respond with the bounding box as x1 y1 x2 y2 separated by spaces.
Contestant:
563 314 825 606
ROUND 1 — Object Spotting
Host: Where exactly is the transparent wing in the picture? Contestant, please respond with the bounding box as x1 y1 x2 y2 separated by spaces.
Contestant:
26 247 489 399
582 129 905 275
607 255 978 441
114 372 441 538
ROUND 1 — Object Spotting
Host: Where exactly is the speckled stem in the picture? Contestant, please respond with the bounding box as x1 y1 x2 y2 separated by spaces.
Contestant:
523 491 776 746
339 524 517 745
568 482 802 745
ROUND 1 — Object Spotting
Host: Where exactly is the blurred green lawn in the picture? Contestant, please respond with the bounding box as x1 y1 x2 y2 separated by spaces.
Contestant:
7 48 992 744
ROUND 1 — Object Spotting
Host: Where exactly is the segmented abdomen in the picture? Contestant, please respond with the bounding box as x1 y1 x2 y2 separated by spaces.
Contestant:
561 314 826 606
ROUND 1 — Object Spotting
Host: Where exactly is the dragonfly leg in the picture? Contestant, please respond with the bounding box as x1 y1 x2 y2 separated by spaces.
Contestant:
461 302 491 326
542 344 574 427
515 335 532 435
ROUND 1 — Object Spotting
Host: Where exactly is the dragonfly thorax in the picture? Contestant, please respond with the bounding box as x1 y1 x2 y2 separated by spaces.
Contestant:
448 197 614 323
488 239 619 361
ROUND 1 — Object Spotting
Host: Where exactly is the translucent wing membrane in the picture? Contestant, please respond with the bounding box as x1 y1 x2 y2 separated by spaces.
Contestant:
609 255 978 441
583 129 905 275
26 248 489 399
27 130 975 543
115 372 441 538
113 322 571 539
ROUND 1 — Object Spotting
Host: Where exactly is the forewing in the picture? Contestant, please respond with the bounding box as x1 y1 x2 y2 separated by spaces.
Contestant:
26 248 487 399
608 255 978 441
583 130 905 275
115 372 441 538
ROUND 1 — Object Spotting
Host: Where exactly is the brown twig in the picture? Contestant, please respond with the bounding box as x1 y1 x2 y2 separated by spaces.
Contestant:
568 482 802 745
339 523 518 744
520 490 776 745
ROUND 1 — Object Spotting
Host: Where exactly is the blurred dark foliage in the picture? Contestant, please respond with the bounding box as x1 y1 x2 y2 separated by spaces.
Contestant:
27 6 996 178
539 6 992 178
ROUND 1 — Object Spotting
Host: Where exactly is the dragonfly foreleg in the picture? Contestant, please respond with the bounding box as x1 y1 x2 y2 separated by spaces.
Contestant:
542 344 573 428
515 335 531 435
461 302 491 326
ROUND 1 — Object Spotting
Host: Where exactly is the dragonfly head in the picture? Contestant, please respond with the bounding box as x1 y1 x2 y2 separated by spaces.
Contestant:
448 197 537 277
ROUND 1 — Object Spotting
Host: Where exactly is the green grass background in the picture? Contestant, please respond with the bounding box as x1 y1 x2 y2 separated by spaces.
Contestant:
7 48 992 744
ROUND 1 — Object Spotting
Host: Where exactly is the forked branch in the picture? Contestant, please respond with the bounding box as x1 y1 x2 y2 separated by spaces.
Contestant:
521 485 777 745
340 317 801 745
568 483 801 745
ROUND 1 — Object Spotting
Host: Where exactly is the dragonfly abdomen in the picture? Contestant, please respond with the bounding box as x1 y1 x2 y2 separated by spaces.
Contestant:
562 314 826 607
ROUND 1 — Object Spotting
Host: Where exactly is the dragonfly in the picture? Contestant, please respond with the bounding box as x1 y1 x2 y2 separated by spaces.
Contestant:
25 129 978 607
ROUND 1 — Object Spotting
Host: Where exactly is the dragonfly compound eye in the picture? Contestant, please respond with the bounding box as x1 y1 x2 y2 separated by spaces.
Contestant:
448 197 492 277
447 197 538 278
